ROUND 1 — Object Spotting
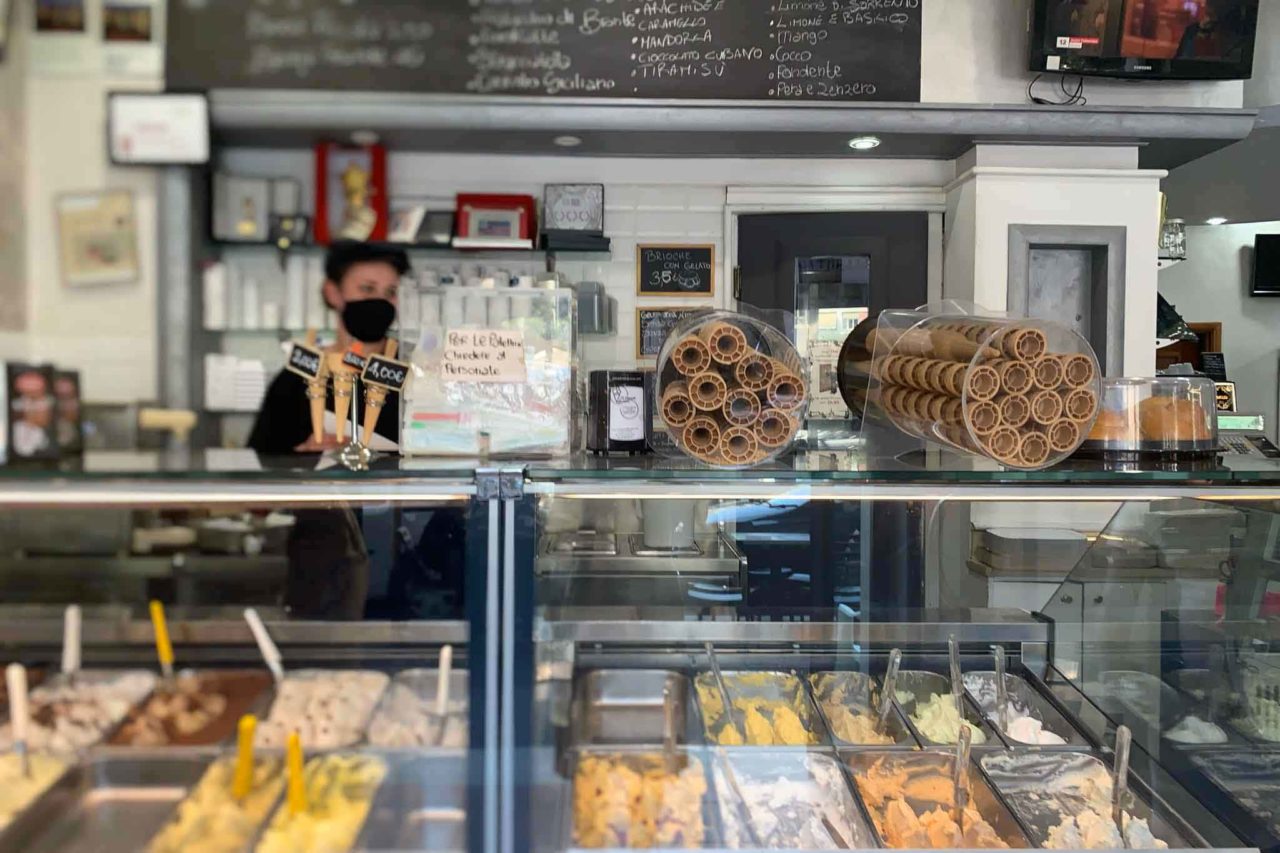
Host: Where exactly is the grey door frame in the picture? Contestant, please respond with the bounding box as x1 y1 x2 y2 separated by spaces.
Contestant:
1007 224 1127 375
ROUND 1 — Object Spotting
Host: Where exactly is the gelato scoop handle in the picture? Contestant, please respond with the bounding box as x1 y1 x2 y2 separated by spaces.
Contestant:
878 648 902 731
1113 725 1132 848
952 723 972 830
704 642 744 742
5 664 29 778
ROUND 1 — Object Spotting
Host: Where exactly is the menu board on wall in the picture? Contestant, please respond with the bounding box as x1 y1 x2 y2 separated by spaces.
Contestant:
166 0 922 102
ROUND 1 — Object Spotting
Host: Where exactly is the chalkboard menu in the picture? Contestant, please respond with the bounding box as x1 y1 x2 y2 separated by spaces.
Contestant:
637 244 715 296
166 0 921 102
637 307 706 359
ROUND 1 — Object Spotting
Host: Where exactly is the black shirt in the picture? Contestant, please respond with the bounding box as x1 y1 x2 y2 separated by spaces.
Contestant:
247 369 400 454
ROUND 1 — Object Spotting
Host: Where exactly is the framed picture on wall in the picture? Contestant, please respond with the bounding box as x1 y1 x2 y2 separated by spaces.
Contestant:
314 142 388 245
54 189 140 287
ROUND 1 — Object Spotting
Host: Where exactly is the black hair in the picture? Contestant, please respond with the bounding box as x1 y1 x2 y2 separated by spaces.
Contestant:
323 240 411 284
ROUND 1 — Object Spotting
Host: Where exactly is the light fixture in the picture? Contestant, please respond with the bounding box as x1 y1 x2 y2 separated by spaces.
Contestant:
1205 217 1229 226
554 135 583 148
350 129 380 146
847 135 882 151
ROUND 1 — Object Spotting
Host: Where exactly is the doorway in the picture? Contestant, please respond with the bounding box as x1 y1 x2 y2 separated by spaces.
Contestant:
736 211 931 421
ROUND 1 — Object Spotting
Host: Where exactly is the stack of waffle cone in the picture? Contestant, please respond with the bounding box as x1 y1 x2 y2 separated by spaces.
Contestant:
658 320 808 466
871 318 1100 469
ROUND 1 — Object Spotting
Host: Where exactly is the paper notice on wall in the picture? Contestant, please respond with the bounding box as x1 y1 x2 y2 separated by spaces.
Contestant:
441 329 527 383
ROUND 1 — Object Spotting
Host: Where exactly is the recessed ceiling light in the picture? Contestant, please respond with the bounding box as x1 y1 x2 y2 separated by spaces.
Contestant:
351 129 380 146
847 135 882 151
1205 217 1229 226
554 135 583 148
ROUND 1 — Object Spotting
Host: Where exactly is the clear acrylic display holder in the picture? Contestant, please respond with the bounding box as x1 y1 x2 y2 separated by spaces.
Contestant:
399 286 577 457
652 308 808 468
860 302 1101 471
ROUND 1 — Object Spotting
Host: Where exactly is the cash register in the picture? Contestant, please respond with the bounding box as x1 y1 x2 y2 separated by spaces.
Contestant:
1217 413 1280 458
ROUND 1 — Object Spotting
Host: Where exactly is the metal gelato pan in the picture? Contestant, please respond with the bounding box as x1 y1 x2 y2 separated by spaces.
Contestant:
571 670 700 748
980 750 1195 849
0 754 206 853
963 672 1088 747
846 749 1031 849
808 671 918 748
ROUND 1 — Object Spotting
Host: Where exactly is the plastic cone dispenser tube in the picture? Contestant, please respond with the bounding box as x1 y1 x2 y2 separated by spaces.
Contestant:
655 312 808 467
860 310 1101 470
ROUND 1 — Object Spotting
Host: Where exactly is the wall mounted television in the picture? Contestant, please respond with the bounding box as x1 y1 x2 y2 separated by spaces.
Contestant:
1030 0 1259 80
1254 234 1280 297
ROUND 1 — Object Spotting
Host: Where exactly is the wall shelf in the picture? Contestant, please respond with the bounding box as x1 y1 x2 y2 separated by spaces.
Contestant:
208 91 1260 169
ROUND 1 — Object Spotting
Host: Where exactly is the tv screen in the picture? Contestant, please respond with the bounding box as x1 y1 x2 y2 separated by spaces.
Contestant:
1031 0 1259 80
1254 234 1280 297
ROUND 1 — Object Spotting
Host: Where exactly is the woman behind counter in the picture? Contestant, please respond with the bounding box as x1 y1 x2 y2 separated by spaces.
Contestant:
248 240 408 454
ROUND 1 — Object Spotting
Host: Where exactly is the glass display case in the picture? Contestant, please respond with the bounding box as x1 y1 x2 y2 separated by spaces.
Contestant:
2 451 1280 851
512 455 1280 853
0 452 488 853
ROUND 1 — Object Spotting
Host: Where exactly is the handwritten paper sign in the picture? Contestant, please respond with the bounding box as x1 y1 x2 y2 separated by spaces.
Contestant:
284 343 323 381
442 329 527 383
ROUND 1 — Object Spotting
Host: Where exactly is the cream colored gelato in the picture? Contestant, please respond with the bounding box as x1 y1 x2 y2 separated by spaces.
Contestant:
0 754 65 831
254 754 386 853
255 670 389 749
148 757 284 853
826 706 893 745
911 694 986 745
367 682 467 749
1005 714 1066 745
1046 809 1167 850
716 753 870 849
0 671 155 754
1164 715 1227 744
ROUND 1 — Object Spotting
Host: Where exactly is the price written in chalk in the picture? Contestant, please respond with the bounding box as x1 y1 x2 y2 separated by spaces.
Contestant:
442 329 527 383
285 343 323 381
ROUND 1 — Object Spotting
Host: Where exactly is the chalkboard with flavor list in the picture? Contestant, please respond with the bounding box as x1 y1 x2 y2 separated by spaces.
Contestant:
166 0 922 102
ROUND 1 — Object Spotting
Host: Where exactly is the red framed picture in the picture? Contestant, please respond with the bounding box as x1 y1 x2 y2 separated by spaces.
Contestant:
314 142 388 245
452 193 536 249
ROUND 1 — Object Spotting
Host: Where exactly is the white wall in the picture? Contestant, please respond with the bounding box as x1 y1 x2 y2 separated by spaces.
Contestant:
922 0 1243 107
14 0 164 403
1244 0 1280 108
1160 221 1280 440
219 151 956 368
944 148 1164 377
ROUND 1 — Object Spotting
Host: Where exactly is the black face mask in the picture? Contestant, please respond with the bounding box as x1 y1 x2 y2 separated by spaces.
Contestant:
342 298 396 343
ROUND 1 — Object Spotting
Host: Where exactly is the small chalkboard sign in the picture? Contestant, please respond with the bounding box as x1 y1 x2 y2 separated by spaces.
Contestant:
284 343 324 381
1202 352 1228 383
363 354 411 393
637 307 706 359
637 244 715 297
1216 381 1237 412
342 350 367 372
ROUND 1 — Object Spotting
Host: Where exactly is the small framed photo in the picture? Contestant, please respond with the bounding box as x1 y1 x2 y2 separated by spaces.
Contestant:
388 205 428 243
544 183 605 234
420 211 456 247
315 142 389 244
453 194 535 249
55 190 140 287
212 174 270 242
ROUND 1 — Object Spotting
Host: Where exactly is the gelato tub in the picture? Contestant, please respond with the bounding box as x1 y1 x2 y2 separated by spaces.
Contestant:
963 672 1085 747
694 671 823 747
255 669 389 750
808 671 918 748
367 669 468 749
847 750 1030 849
0 670 156 755
356 754 467 852
895 671 993 747
254 752 387 853
111 670 273 747
571 749 714 849
980 751 1188 850
146 755 285 853
713 749 874 849
572 670 698 748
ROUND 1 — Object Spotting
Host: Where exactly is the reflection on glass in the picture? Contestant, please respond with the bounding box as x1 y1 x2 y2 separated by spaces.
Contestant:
795 255 870 422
